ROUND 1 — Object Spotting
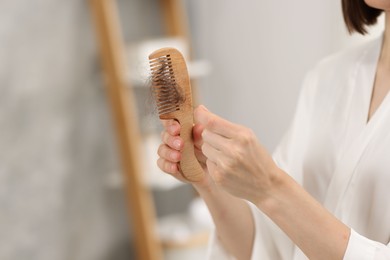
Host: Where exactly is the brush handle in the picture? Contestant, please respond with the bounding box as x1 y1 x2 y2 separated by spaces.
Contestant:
149 47 204 181
178 115 204 182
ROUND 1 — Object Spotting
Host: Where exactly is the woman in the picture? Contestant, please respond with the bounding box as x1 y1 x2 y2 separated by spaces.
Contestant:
157 0 390 259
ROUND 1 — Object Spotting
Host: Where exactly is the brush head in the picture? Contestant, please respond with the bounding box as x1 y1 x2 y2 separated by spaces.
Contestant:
149 48 190 120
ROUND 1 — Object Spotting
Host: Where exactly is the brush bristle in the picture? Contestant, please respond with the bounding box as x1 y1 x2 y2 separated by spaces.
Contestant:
149 54 184 116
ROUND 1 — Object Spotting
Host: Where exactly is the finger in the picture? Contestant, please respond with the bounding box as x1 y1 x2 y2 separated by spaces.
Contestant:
206 159 217 171
157 158 188 183
161 131 183 150
161 119 181 135
194 105 240 138
206 159 220 182
193 123 208 164
202 142 222 164
157 157 179 174
157 144 181 162
202 128 230 152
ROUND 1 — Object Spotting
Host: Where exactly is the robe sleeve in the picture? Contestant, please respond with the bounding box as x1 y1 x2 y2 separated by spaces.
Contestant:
343 229 390 260
206 68 319 259
272 67 318 184
206 202 294 260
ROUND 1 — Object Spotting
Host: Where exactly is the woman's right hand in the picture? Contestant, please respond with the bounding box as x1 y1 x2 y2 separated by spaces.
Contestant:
157 117 213 190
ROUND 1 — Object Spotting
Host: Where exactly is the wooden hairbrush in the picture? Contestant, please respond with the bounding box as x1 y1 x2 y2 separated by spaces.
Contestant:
149 48 204 182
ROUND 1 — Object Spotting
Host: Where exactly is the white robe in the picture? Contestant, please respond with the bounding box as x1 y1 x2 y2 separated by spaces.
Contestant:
207 35 390 259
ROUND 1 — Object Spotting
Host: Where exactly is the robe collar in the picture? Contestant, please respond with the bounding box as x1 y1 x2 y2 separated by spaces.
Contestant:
323 34 390 217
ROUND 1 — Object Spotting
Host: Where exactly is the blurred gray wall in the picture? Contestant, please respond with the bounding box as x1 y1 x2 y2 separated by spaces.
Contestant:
188 0 383 151
0 1 139 259
0 1 383 260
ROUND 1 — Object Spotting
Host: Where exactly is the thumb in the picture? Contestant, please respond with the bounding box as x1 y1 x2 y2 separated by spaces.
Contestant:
194 104 238 138
193 105 208 148
192 123 204 150
192 123 208 165
194 104 209 125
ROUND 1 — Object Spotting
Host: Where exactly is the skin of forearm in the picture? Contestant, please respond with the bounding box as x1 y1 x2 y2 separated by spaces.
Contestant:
256 168 350 260
194 184 255 260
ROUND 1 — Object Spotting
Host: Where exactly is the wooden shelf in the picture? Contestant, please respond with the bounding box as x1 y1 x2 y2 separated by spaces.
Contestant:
88 0 163 259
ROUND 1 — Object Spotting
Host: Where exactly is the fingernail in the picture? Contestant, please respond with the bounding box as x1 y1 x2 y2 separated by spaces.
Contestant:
200 105 209 111
168 124 176 133
173 139 181 149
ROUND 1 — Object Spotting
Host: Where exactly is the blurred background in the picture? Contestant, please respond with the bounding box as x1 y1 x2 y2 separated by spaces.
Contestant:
0 0 383 260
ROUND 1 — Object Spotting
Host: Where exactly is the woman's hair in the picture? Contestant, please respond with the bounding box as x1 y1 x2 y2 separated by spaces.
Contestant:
342 0 382 34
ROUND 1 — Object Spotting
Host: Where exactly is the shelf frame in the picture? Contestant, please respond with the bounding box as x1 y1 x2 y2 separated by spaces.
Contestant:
89 1 163 259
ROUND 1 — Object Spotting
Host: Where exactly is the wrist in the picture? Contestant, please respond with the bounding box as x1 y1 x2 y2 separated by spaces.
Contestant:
193 180 217 196
254 167 290 214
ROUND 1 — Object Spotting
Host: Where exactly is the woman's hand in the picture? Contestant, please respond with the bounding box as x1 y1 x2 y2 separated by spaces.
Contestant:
158 108 259 260
158 105 351 260
157 118 215 190
194 105 283 204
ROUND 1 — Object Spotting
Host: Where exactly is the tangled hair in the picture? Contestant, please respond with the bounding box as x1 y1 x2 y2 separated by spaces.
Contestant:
342 0 383 34
149 56 185 115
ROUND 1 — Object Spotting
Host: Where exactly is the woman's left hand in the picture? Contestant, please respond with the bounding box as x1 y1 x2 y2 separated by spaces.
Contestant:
194 105 283 204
